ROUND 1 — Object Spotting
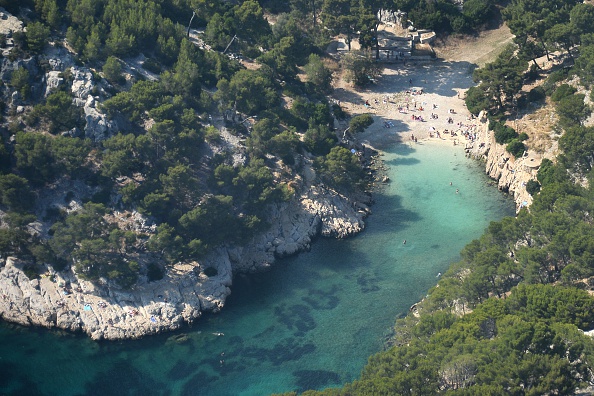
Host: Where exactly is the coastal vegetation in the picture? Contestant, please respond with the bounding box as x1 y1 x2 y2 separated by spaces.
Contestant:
278 0 594 394
0 0 380 288
3 0 594 394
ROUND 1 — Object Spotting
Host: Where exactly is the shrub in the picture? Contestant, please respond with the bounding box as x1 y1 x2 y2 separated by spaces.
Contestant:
204 126 221 143
349 114 374 133
465 86 490 115
341 50 383 87
23 264 40 280
332 103 347 120
527 86 546 103
142 58 161 74
491 121 518 144
9 67 30 100
103 56 124 85
506 139 525 158
525 179 540 195
551 84 577 103
542 69 570 95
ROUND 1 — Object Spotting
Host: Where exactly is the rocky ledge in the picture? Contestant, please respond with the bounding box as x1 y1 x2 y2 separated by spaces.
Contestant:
0 169 371 340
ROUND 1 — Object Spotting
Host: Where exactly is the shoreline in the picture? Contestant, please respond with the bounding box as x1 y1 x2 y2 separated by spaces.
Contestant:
0 60 534 341
340 60 538 212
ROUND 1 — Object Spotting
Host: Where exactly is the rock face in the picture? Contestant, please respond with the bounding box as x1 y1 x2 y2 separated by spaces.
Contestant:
0 163 371 340
466 118 552 212
45 70 64 97
69 66 119 141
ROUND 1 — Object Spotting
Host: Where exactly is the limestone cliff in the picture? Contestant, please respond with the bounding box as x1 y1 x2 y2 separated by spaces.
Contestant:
466 116 553 212
0 165 371 340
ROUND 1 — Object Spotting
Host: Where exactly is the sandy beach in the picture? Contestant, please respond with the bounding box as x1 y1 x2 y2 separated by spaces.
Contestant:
332 61 484 152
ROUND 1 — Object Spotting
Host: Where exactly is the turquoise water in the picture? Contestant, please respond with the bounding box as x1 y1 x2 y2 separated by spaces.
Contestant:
0 143 514 396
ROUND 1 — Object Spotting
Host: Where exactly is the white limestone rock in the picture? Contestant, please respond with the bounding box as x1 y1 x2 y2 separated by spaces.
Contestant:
70 66 94 100
45 70 63 97
83 96 118 141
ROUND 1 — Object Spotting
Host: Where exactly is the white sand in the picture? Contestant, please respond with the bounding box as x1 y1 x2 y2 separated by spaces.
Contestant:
333 62 483 151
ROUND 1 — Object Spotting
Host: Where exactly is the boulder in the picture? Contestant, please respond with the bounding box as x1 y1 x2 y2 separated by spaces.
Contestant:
83 98 118 141
70 66 94 100
45 70 63 97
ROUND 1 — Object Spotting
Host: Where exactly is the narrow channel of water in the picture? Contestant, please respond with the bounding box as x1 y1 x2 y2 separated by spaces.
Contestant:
0 142 514 396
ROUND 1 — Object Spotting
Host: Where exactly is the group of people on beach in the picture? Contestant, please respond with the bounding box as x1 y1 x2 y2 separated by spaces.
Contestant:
341 76 486 148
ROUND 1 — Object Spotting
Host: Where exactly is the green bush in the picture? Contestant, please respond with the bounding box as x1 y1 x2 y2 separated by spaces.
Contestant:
527 86 546 103
143 58 161 74
542 69 570 95
506 139 526 158
332 103 347 120
23 264 40 280
349 114 374 133
103 56 125 85
525 179 541 195
491 121 518 144
551 84 577 103
465 85 490 115
9 67 30 100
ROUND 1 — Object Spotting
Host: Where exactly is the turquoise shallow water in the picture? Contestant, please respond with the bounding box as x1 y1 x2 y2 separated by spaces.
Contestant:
0 142 514 396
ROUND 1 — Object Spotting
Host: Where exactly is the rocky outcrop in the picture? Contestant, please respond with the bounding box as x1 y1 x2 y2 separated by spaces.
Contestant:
0 8 23 57
82 95 118 141
71 66 94 101
0 162 371 340
45 70 63 97
466 118 551 212
0 253 232 340
229 178 370 273
68 66 119 141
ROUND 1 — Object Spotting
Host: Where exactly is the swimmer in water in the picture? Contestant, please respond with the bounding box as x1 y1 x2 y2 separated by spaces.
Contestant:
456 189 459 194
403 240 406 245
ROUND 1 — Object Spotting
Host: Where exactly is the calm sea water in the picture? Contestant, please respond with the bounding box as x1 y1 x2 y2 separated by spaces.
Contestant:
0 142 514 396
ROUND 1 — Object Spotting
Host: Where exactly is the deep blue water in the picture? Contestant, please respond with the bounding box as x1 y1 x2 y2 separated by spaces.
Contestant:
0 142 514 396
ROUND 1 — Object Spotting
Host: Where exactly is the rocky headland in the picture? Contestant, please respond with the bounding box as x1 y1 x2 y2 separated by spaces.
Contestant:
0 7 378 340
0 167 372 340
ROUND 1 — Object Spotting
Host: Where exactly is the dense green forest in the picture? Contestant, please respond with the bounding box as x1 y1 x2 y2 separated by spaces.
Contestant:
3 0 594 393
0 0 501 288
0 0 397 288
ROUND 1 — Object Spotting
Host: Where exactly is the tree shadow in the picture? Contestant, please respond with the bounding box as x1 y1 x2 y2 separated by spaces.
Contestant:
356 116 410 150
332 87 365 107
